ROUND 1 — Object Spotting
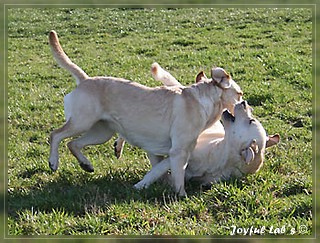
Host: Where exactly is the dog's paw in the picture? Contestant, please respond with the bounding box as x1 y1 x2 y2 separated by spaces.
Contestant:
178 189 187 198
48 157 59 171
49 161 58 172
80 163 94 173
133 181 147 190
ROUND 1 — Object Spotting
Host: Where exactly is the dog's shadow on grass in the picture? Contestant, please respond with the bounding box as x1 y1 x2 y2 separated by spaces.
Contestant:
9 167 201 217
9 166 310 219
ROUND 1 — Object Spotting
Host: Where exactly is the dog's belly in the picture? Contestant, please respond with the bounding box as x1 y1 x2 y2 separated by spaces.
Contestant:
102 103 174 155
120 132 171 155
109 118 172 155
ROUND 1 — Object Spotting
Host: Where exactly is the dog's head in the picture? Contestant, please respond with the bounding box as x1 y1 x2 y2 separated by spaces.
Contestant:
222 100 280 174
196 68 243 114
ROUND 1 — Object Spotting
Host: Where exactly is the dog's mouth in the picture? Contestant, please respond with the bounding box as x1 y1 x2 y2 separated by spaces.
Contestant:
223 101 252 123
236 100 252 113
222 109 235 122
237 100 248 110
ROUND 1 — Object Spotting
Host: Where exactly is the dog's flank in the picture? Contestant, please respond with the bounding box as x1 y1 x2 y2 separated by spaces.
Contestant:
114 63 182 158
48 30 243 196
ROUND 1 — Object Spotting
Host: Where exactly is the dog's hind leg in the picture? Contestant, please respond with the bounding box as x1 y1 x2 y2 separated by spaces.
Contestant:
49 118 95 171
169 148 190 197
67 121 115 172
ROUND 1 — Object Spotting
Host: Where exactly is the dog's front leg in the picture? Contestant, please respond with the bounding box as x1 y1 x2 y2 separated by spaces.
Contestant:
134 158 170 190
169 149 190 197
147 153 165 167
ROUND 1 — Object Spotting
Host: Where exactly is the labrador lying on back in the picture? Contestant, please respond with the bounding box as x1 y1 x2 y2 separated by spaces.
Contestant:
115 64 280 189
48 31 243 196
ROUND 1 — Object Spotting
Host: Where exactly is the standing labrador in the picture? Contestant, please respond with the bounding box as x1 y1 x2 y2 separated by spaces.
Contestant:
48 31 243 196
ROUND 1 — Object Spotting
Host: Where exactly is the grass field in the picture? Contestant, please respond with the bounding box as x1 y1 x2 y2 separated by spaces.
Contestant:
6 7 313 237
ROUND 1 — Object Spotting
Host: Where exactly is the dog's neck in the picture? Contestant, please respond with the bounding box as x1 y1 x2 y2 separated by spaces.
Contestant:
191 82 224 129
203 138 244 180
208 138 229 164
187 138 230 182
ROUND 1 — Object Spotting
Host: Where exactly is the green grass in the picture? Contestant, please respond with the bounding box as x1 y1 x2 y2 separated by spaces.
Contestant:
6 8 313 236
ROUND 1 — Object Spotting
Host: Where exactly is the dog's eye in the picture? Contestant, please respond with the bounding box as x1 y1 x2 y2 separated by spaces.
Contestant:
249 119 255 124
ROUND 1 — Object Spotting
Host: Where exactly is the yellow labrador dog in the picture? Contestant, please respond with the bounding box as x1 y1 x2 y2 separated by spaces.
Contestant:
116 64 279 189
48 31 243 196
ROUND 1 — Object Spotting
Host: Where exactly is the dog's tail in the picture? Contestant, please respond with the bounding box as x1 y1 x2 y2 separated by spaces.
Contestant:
49 30 89 85
151 62 182 87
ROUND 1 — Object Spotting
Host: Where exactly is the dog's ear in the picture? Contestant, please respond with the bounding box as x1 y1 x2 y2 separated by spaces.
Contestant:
266 134 280 148
195 71 208 83
241 139 258 164
211 67 231 89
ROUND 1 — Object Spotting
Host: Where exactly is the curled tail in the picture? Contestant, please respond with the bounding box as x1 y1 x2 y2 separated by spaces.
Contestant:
49 30 89 85
150 62 182 87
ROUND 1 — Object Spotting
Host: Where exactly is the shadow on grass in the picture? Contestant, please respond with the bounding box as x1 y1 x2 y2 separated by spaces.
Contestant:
8 166 207 218
8 166 312 220
9 166 252 217
9 170 141 217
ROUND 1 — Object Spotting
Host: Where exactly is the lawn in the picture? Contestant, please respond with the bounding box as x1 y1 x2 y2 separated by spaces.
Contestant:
6 7 313 237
